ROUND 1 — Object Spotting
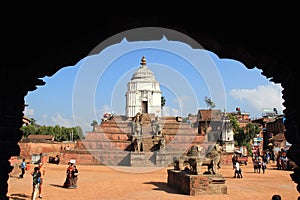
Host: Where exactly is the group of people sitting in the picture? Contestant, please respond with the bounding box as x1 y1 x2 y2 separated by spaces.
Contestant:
63 162 79 188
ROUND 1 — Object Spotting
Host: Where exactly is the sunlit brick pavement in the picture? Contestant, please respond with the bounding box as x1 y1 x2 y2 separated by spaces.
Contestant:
8 159 299 200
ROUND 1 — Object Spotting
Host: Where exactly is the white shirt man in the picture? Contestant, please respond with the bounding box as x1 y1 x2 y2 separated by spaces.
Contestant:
233 161 243 178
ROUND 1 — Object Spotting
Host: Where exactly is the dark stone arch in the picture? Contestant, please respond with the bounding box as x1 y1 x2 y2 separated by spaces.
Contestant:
1 14 299 199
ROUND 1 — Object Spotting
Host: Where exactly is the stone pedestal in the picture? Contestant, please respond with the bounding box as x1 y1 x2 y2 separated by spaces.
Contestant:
167 169 227 196
156 151 172 167
130 152 146 167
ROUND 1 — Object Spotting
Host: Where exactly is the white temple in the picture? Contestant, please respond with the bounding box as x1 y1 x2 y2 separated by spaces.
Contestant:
125 56 162 118
220 113 235 153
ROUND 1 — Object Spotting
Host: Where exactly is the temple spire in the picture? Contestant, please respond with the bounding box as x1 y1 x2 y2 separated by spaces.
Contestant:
140 56 146 66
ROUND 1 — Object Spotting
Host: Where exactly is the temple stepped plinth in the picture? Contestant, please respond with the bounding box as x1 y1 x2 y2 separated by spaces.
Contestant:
73 114 207 166
83 141 131 150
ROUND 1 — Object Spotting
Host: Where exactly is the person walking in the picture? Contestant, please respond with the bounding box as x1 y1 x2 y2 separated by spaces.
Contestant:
232 154 237 169
37 162 45 198
233 161 243 178
257 157 262 173
19 158 27 178
31 166 41 200
262 161 267 174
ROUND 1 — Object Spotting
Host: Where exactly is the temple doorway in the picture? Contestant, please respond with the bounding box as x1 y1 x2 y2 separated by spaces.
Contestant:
142 101 148 114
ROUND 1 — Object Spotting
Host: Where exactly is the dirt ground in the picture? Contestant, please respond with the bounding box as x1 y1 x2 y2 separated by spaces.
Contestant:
7 159 299 200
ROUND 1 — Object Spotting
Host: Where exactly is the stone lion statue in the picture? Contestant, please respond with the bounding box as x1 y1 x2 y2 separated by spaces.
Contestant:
204 144 221 174
174 144 221 175
132 137 143 153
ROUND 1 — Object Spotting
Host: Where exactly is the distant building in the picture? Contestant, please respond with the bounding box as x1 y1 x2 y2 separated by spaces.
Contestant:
262 107 279 118
219 114 235 153
22 115 31 126
228 110 251 128
197 109 234 153
252 113 285 156
266 114 286 155
125 57 162 118
26 134 55 142
197 109 223 135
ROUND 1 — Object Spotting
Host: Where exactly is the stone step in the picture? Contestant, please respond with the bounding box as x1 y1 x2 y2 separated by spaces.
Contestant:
130 152 157 167
144 152 156 166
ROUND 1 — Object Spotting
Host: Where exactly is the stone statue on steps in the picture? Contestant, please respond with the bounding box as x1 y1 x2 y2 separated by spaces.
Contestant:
133 112 142 123
132 136 143 153
132 112 142 136
133 122 141 136
159 137 166 151
152 121 162 136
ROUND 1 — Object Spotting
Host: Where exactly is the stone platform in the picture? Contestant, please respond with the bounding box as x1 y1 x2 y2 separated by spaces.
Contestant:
167 169 227 196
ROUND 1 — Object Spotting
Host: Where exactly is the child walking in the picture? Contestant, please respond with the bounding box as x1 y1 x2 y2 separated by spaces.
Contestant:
19 158 27 178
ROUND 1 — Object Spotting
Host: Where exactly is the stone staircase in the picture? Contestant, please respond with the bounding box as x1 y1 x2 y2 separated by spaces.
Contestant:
72 114 206 166
144 152 156 166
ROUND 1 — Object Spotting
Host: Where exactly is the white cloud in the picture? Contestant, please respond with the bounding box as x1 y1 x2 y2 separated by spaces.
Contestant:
230 83 285 117
24 108 34 117
51 113 75 128
36 113 75 128
42 114 47 119
97 105 113 117
162 106 180 117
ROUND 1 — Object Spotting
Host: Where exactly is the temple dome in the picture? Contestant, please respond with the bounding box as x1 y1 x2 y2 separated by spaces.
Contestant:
131 56 156 81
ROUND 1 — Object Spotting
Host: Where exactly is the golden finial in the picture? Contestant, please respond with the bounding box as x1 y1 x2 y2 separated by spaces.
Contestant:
140 56 146 65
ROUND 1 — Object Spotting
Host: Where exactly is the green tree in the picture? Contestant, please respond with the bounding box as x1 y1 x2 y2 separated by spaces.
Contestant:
29 118 40 128
75 126 84 139
20 124 37 138
19 123 85 142
227 114 240 134
46 126 55 137
245 123 260 143
161 96 166 116
54 125 63 141
37 125 48 135
234 122 260 155
204 96 215 110
61 127 72 141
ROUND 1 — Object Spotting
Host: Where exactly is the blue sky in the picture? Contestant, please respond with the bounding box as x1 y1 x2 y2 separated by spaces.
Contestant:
24 29 284 133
